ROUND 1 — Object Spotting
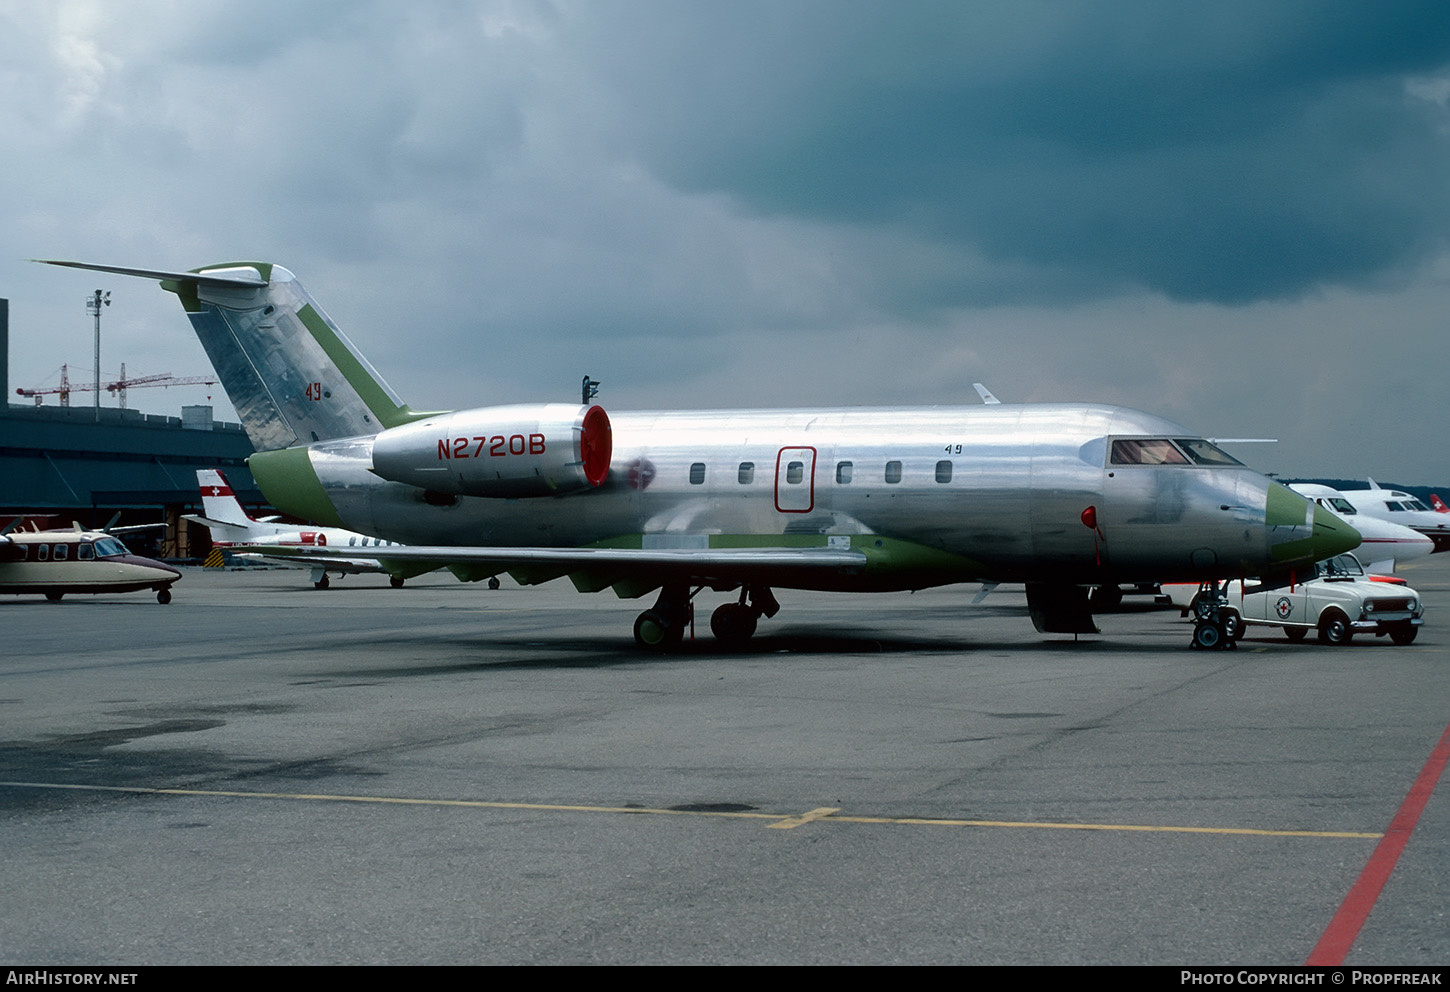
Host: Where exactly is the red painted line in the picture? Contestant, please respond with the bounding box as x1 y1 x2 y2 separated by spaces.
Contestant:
1305 722 1450 965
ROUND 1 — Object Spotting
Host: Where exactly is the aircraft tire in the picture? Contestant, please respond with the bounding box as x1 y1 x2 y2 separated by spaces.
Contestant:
1284 626 1307 643
1089 584 1123 612
634 610 683 651
44 591 63 602
488 576 501 590
157 588 172 605
315 575 330 590
710 603 758 647
1317 611 1353 646
390 576 405 589
1191 620 1223 650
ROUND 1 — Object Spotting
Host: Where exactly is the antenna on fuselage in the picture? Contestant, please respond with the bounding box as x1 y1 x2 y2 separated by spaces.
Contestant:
581 375 600 405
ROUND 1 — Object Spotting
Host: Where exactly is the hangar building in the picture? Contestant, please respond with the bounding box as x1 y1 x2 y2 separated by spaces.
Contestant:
0 298 263 559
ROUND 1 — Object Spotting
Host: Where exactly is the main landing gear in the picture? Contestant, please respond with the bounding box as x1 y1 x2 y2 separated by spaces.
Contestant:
632 583 780 651
1189 579 1240 650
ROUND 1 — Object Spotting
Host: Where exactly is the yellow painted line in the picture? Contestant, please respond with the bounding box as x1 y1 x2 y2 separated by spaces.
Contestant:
0 781 1381 839
767 806 841 829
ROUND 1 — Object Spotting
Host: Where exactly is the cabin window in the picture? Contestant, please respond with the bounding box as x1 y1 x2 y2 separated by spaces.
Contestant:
78 543 94 560
935 460 953 484
37 544 49 561
54 544 68 561
349 537 357 547
738 462 754 484
836 461 853 484
885 460 902 484
786 461 804 484
689 462 706 485
1110 438 1190 465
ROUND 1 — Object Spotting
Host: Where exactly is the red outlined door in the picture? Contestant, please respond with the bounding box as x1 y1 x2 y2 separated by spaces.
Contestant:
775 446 816 513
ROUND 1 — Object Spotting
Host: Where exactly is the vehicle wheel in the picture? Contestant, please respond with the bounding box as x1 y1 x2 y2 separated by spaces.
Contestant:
1191 621 1223 650
1284 627 1307 643
1317 612 1353 646
710 603 757 647
314 575 330 590
634 610 683 650
1222 609 1243 641
488 576 501 590
157 588 172 605
1388 622 1418 646
389 576 405 589
44 591 63 602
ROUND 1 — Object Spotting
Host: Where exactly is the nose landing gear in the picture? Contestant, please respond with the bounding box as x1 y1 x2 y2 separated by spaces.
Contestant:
1190 579 1239 650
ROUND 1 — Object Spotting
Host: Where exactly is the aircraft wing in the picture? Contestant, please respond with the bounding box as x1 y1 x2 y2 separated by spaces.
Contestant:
242 543 871 591
231 551 391 575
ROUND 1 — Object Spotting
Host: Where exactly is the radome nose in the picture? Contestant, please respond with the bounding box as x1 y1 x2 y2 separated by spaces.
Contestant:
1309 502 1361 561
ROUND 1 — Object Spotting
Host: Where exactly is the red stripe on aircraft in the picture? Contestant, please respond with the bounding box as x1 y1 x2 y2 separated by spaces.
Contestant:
1305 722 1450 965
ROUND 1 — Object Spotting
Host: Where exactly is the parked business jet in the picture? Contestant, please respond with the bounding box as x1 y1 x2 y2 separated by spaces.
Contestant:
1288 483 1434 573
0 522 180 602
36 259 1359 649
185 469 430 589
1337 479 1450 553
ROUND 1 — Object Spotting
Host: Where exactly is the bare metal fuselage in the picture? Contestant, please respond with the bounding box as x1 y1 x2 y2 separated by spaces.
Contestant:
288 402 1313 593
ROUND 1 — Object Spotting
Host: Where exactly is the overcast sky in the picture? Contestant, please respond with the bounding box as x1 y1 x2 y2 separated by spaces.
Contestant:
3 1 1449 483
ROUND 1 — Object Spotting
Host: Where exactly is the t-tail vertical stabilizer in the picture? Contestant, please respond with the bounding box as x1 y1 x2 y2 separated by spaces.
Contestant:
33 260 430 451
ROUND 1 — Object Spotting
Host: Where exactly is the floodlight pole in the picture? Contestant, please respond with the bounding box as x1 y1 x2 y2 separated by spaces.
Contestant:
86 289 110 421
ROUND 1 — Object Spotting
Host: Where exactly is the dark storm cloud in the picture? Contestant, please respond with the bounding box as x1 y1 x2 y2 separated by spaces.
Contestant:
573 1 1450 304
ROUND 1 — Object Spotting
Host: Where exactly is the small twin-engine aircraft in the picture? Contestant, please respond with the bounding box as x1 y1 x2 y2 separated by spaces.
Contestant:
0 522 180 603
184 468 431 589
36 259 1360 649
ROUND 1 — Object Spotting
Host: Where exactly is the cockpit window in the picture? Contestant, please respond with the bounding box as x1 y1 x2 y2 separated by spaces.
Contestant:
1110 439 1190 465
1328 498 1357 514
93 538 128 557
1173 439 1243 466
1407 500 1430 512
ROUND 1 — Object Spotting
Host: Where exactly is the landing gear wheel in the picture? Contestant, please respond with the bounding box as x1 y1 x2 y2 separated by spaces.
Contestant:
1192 620 1226 650
390 576 405 589
1317 613 1352 645
314 575 330 590
634 610 684 650
1284 627 1307 643
157 588 172 605
1089 584 1123 612
710 602 758 647
488 576 501 590
44 591 63 602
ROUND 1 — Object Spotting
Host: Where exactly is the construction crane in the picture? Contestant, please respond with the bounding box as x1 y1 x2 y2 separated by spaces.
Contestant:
17 364 220 409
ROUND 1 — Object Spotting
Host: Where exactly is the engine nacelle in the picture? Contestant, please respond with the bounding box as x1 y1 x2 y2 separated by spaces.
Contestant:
371 403 612 497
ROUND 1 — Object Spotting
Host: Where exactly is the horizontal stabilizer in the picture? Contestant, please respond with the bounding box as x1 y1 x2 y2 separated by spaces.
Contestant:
32 259 267 286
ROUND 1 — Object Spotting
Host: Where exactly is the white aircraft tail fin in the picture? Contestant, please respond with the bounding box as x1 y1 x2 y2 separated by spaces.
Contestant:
196 470 257 527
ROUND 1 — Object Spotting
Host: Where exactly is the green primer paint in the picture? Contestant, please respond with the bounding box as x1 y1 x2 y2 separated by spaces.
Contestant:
247 447 346 528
